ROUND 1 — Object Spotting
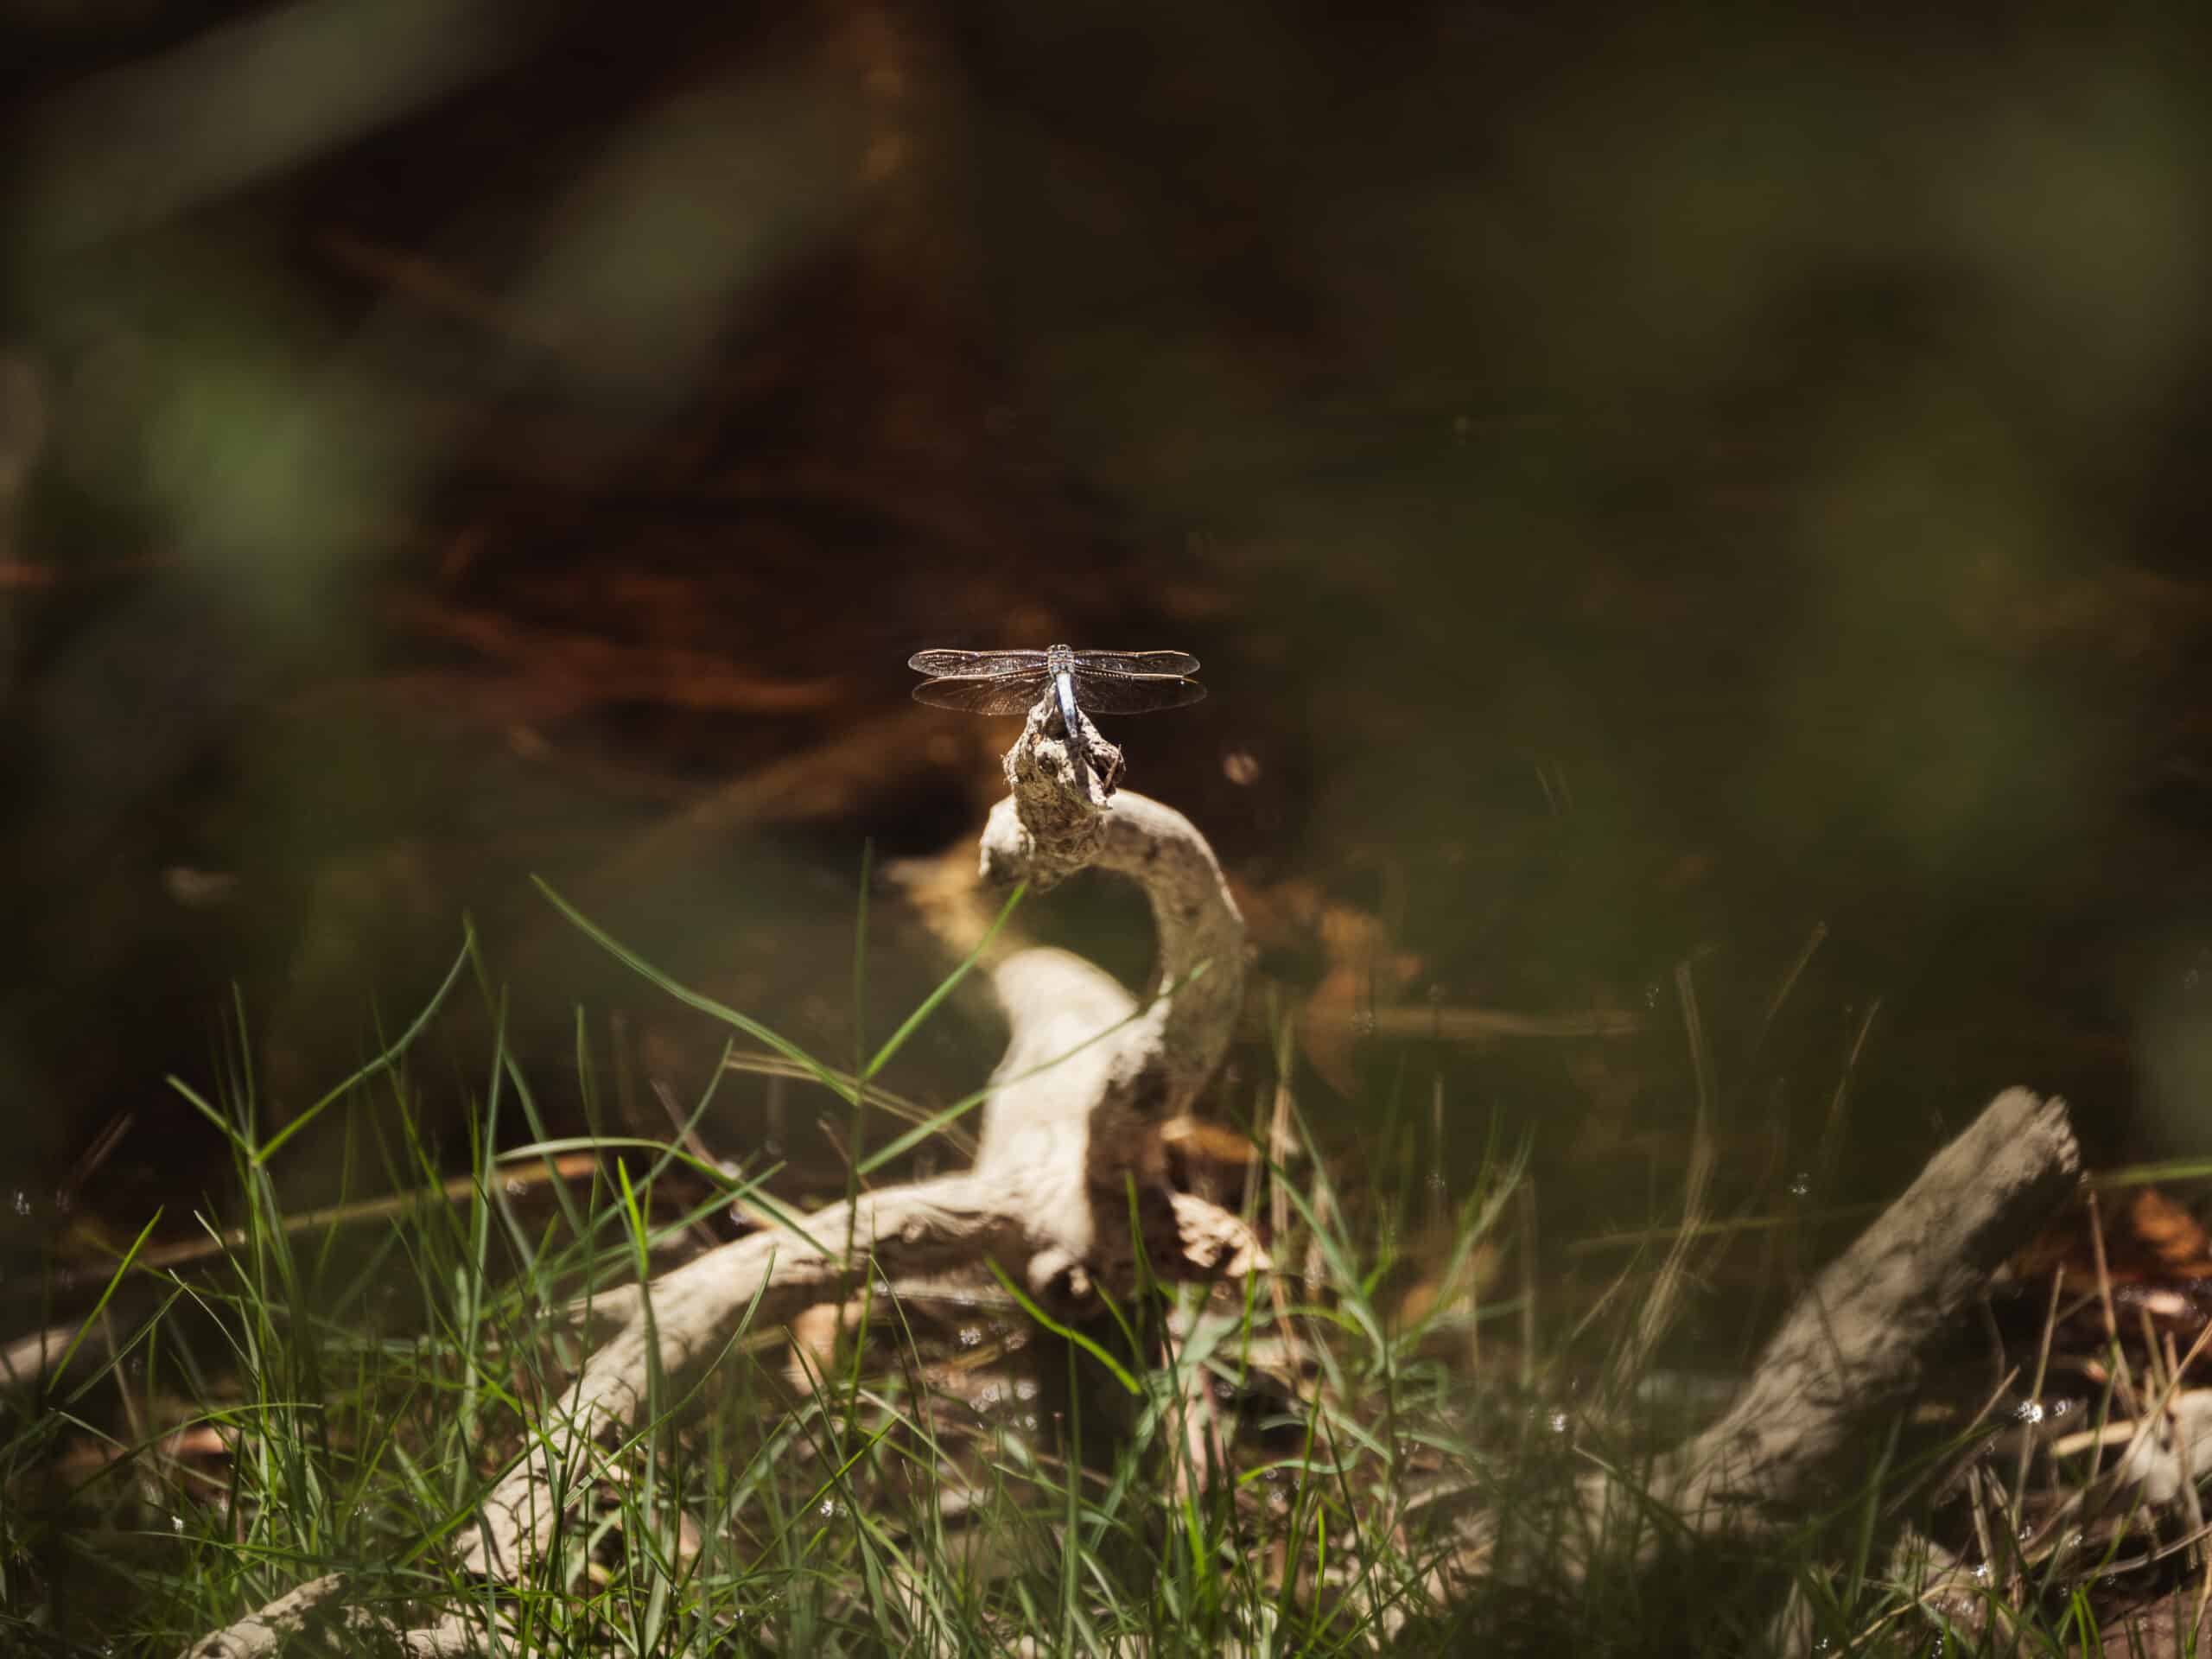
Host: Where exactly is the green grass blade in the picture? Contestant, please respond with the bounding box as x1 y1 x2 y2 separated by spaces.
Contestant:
48 1209 162 1396
988 1261 1141 1395
864 880 1027 1081
533 876 849 1101
254 923 476 1167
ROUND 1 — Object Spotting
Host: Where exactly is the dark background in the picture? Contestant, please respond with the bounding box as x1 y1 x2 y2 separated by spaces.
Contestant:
4 1 2210 1263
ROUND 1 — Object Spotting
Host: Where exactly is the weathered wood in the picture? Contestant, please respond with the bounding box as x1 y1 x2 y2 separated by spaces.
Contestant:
181 688 2089 1656
1618 1088 2079 1550
1436 1087 2082 1607
181 684 1259 1656
452 711 1253 1587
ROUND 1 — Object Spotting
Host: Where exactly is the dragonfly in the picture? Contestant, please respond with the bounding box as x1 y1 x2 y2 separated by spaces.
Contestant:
907 645 1204 773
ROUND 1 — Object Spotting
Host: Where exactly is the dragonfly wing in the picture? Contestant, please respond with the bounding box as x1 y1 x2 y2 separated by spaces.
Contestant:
1070 671 1207 714
907 648 1049 677
912 674 1050 715
1071 650 1200 677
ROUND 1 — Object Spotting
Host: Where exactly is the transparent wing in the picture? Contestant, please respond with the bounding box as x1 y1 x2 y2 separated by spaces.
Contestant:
1069 650 1200 677
1069 671 1207 714
912 674 1050 715
907 648 1049 677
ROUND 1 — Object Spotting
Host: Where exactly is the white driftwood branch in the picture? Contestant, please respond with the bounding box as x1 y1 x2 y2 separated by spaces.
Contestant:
1614 1088 2080 1550
179 1572 479 1658
181 687 1256 1657
1440 1087 2082 1604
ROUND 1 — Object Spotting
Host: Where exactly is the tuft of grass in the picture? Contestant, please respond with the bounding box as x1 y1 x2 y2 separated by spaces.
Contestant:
0 917 2188 1656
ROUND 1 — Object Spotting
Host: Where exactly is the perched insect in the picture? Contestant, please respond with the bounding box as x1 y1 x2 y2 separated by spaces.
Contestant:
907 645 1204 776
